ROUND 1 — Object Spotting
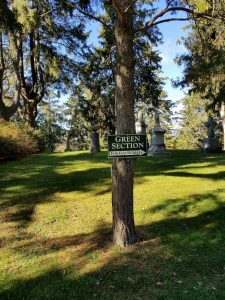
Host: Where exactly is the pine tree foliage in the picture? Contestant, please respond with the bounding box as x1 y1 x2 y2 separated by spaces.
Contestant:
175 1 225 148
175 93 208 149
177 1 225 106
68 8 174 144
37 97 65 152
63 91 90 150
0 0 89 126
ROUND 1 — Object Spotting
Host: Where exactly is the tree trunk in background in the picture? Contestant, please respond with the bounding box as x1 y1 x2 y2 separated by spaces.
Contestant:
22 97 38 128
12 31 44 128
90 131 101 154
112 2 137 247
0 33 20 121
0 100 19 121
220 103 225 150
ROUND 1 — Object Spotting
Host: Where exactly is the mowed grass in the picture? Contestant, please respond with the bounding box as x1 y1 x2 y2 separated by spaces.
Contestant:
0 150 225 300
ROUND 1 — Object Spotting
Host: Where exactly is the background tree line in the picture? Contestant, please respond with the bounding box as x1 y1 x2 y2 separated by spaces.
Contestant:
0 0 175 157
0 1 224 157
176 0 225 149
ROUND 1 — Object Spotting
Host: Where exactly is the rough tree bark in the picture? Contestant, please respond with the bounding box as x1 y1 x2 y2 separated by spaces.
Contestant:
90 131 101 153
112 1 137 247
12 31 44 128
0 33 20 121
89 125 101 153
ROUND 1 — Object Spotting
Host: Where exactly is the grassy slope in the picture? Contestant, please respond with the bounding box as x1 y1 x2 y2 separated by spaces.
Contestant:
0 150 225 300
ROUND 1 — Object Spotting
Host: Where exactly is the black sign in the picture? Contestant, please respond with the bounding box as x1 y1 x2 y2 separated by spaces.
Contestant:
108 134 147 158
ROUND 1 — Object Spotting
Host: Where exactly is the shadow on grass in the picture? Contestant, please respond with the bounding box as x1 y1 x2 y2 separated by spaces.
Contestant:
136 150 225 177
13 220 112 259
0 166 112 228
0 150 224 231
0 151 114 226
1 189 225 299
146 188 225 216
165 171 225 181
1 150 225 299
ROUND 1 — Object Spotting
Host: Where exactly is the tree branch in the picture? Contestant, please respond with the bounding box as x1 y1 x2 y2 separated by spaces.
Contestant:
136 6 211 32
40 1 112 32
0 33 5 70
124 0 139 13
75 7 112 31
30 31 38 92
112 0 125 25
153 17 192 27
165 0 175 9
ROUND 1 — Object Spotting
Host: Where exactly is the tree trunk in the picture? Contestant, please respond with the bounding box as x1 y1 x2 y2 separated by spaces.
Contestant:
220 103 225 150
0 33 20 121
23 98 37 128
66 131 72 151
112 2 137 247
0 100 19 121
12 31 44 128
90 131 101 154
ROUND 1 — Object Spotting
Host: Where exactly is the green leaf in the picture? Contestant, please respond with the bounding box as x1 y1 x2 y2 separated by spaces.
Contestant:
189 0 211 12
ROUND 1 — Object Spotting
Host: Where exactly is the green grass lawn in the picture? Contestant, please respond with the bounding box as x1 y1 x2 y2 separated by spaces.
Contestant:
0 150 225 300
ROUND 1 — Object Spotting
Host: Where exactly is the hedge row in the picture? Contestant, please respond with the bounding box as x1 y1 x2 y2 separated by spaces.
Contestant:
0 121 43 161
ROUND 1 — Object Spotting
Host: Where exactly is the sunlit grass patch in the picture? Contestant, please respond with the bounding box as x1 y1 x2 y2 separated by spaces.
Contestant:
0 150 225 299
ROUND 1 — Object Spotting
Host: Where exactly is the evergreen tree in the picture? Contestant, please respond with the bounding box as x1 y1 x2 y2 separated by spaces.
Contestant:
176 0 225 148
37 96 65 152
107 0 220 246
71 11 170 147
68 0 224 247
1 0 88 126
64 89 91 151
175 93 208 149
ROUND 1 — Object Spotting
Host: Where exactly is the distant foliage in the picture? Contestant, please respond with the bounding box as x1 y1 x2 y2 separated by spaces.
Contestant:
0 121 42 160
175 94 208 150
37 98 66 152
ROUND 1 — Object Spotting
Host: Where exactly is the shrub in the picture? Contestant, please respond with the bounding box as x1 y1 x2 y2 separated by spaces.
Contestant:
21 124 46 152
0 121 40 161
